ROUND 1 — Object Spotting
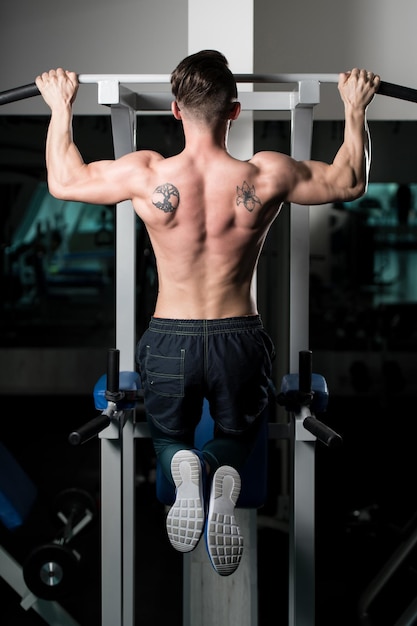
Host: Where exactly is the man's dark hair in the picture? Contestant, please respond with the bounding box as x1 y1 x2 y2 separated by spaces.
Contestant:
171 50 238 122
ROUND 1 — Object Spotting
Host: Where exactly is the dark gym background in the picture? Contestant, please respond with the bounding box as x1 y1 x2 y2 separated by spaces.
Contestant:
1 114 417 625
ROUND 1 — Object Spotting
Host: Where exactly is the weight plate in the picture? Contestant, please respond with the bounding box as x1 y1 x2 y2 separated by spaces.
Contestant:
52 487 97 527
23 543 79 600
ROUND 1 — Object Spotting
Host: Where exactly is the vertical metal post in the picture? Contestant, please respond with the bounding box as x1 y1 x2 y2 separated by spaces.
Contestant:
112 103 137 626
289 105 313 368
100 102 137 626
100 427 123 626
288 104 316 626
110 103 137 368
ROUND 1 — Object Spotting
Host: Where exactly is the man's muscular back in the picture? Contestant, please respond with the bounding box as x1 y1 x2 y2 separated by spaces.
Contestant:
130 148 283 319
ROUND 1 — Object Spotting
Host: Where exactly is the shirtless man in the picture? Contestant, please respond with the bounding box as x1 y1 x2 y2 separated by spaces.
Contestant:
36 50 379 576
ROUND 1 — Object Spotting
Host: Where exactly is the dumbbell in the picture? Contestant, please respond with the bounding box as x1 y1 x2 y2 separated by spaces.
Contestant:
23 487 97 600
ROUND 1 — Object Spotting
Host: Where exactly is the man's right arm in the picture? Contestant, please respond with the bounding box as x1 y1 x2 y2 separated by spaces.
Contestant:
36 68 159 206
36 69 87 199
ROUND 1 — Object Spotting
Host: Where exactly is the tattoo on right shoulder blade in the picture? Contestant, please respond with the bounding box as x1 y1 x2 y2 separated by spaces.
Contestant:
236 181 262 212
152 183 180 213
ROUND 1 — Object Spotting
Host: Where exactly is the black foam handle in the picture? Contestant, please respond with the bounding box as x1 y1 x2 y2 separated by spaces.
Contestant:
68 413 111 445
378 80 417 104
0 82 40 105
107 348 120 393
299 350 312 394
303 416 343 448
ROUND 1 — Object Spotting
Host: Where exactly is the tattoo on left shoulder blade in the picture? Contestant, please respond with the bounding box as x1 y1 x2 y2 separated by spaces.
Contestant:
236 181 262 212
152 183 180 213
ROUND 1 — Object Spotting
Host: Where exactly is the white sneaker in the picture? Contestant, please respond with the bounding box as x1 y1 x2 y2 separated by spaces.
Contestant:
166 450 205 552
205 465 243 576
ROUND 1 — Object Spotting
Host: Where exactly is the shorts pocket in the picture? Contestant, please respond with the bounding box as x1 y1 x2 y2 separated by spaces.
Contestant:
145 346 185 398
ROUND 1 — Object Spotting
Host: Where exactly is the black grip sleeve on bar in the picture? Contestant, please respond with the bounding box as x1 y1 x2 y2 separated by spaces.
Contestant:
298 350 312 394
68 413 111 446
107 348 120 393
378 80 417 104
303 416 343 448
0 82 40 106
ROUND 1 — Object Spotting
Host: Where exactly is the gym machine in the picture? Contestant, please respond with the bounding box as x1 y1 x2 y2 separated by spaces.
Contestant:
63 72 339 626
2 72 417 626
70 346 340 626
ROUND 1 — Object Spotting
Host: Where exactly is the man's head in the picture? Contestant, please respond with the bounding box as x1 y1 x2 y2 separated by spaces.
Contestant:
171 50 238 124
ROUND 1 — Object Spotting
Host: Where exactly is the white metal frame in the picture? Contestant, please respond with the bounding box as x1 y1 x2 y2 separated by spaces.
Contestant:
90 73 331 626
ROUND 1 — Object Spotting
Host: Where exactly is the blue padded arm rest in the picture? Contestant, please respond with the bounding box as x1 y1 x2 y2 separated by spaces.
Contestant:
280 372 329 412
94 371 141 410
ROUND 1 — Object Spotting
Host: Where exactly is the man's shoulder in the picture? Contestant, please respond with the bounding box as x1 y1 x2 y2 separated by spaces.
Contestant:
250 150 288 165
132 149 165 164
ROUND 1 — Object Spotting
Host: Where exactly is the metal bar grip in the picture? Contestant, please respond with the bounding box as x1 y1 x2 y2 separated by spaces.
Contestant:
298 350 312 394
377 80 417 104
106 348 119 394
303 415 343 448
0 83 40 105
68 413 111 446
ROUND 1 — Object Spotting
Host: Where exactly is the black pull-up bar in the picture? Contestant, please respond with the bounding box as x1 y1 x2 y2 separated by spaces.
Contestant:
377 80 417 103
0 82 40 105
1 75 417 106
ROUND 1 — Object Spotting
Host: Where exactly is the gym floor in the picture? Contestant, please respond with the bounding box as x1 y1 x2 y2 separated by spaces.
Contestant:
1 391 416 626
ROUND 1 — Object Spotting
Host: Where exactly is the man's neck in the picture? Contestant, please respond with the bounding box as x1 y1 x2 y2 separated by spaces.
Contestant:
181 119 230 153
